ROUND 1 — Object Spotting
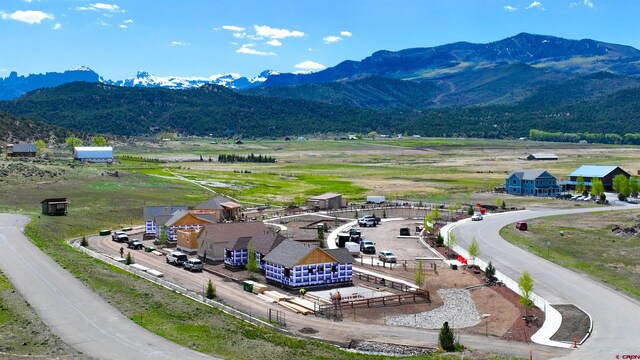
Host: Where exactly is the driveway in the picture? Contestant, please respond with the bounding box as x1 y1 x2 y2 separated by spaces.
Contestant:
451 206 640 359
0 214 215 360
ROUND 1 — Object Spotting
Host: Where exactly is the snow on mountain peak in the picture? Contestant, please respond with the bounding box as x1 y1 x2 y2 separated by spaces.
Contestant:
72 66 94 72
102 69 275 90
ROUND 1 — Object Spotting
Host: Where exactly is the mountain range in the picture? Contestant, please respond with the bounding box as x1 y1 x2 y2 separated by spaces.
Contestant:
3 32 640 141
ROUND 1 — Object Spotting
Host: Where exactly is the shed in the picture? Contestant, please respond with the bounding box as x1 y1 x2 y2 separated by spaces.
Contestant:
41 198 69 216
307 193 344 210
73 146 113 163
527 153 558 161
7 144 37 157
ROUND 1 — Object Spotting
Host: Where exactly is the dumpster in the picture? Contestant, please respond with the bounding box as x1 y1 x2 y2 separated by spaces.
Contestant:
480 208 486 215
243 281 254 292
144 246 156 253
99 230 111 236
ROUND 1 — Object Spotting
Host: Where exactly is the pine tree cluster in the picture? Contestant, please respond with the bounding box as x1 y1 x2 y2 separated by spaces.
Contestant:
218 153 276 163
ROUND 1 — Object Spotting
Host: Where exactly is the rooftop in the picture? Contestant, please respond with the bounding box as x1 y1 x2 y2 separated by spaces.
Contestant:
569 165 626 178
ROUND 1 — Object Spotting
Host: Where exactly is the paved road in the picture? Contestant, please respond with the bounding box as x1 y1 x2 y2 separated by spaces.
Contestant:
452 206 640 359
0 214 215 360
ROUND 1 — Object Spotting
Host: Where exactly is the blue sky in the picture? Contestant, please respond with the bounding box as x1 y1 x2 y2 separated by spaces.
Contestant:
1 0 639 80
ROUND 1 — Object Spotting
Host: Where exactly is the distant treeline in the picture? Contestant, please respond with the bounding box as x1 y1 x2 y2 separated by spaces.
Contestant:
528 129 640 145
119 155 164 163
218 153 276 163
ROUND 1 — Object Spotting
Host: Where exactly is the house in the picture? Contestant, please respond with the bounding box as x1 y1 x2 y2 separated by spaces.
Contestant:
164 209 216 242
195 196 242 222
505 170 561 197
224 228 285 268
176 229 201 254
527 153 558 161
567 165 630 191
307 193 345 210
73 146 113 163
143 205 188 239
197 222 269 262
41 198 69 216
262 239 353 288
6 144 37 157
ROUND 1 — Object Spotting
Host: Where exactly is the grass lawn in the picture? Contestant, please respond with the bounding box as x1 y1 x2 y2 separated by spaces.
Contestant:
500 210 640 300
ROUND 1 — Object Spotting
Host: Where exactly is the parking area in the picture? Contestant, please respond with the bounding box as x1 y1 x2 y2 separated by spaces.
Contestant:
352 219 441 263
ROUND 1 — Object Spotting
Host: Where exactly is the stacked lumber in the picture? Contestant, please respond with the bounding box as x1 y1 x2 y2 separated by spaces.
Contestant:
252 283 268 294
288 297 316 313
263 291 290 302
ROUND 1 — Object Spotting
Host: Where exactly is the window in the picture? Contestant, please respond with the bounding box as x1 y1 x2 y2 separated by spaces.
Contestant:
331 265 337 272
284 268 290 277
512 180 516 185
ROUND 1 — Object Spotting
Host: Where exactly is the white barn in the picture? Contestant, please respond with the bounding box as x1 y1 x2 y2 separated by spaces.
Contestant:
73 146 113 163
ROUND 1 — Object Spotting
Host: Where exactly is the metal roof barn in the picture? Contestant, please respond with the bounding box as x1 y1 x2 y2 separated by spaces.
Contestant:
73 146 113 163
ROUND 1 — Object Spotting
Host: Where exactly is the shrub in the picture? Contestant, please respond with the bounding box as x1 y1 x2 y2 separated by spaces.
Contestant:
205 280 216 299
80 236 88 247
125 252 134 265
467 206 474 216
436 232 444 246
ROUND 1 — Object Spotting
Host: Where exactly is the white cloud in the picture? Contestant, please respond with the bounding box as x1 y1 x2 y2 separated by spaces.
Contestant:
0 10 54 24
96 19 108 26
76 3 124 12
294 60 326 71
570 0 593 8
222 25 245 32
232 32 246 38
308 48 313 51
171 41 190 46
119 24 126 28
247 34 263 40
526 1 544 10
266 39 282 46
504 5 518 11
323 35 341 44
254 25 304 39
340 31 352 37
53 22 61 30
124 19 133 24
236 44 275 56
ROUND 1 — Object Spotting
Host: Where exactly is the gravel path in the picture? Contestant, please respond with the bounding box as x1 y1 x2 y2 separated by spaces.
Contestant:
385 288 481 329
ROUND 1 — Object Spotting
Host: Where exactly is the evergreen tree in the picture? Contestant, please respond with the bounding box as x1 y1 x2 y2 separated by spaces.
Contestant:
439 321 455 352
205 279 216 299
125 252 134 265
485 261 496 283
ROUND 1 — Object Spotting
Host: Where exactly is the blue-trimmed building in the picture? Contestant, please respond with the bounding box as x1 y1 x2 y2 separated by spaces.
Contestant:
224 230 286 268
506 170 561 197
568 165 630 191
143 205 188 239
262 240 353 289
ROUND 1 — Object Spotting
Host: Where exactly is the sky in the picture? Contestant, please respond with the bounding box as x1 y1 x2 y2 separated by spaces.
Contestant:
1 0 639 80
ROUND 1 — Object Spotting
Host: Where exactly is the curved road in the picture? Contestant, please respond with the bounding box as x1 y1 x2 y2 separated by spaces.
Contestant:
452 206 640 359
0 214 215 360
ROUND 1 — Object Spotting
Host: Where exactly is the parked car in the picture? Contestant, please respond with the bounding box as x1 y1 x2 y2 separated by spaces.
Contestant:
358 215 381 226
515 222 528 231
471 213 483 221
570 194 582 201
111 231 129 242
378 250 397 263
127 238 143 249
555 193 573 200
183 258 203 272
358 218 377 227
166 251 188 265
360 240 376 254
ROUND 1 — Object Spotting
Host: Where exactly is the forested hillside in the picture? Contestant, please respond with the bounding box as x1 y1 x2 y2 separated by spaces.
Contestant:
3 81 640 140
0 111 71 144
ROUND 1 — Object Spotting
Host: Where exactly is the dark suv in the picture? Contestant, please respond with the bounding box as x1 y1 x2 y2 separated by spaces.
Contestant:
127 239 143 249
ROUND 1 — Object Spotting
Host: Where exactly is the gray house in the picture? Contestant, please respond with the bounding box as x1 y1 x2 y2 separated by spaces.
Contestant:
143 205 188 239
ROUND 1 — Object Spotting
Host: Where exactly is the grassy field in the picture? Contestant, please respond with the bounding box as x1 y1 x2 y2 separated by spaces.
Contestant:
500 210 640 300
2 137 639 358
